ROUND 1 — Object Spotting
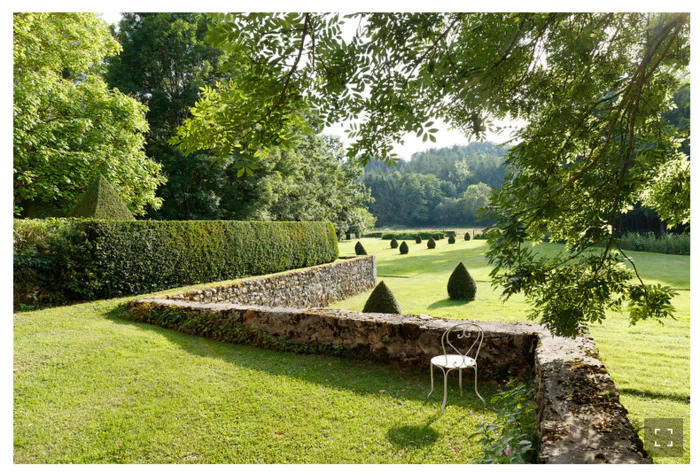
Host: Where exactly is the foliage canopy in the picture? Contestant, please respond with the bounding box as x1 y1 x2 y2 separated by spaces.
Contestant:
177 12 689 336
13 12 164 217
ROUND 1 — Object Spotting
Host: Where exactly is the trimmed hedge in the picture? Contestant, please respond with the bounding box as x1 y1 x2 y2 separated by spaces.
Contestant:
355 241 368 255
399 241 409 254
390 237 399 249
363 232 383 238
465 232 471 241
448 235 456 244
362 281 401 314
14 219 338 306
447 262 477 301
381 232 444 240
427 238 436 249
68 175 135 220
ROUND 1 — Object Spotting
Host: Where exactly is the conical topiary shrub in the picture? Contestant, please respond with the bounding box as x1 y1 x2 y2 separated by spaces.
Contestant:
447 262 477 301
448 235 456 244
427 238 436 249
68 175 135 220
415 235 422 244
355 241 368 255
464 232 471 241
363 281 401 314
390 237 399 249
399 241 409 254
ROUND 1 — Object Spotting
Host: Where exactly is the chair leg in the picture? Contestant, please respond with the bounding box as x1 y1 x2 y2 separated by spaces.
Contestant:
441 368 450 415
473 365 486 407
427 363 434 399
459 369 463 396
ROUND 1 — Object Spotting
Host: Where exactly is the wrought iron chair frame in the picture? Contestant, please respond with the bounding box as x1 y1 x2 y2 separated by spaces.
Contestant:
427 322 486 414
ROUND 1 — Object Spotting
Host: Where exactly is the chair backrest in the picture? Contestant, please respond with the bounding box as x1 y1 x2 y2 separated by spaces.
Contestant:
440 322 484 362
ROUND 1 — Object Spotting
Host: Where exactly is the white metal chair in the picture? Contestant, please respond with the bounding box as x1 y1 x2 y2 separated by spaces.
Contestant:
428 322 486 414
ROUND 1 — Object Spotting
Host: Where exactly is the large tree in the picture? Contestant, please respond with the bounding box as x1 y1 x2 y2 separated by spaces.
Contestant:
13 12 164 217
217 129 373 234
174 13 689 336
106 13 229 219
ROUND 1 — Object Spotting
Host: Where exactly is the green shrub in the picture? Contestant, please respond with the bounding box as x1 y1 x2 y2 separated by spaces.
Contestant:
363 232 383 238
399 241 409 254
415 235 422 244
427 238 436 249
362 281 401 314
14 219 338 306
355 241 368 255
615 232 690 255
381 232 444 240
447 262 477 300
448 235 456 244
470 380 538 464
444 230 456 238
68 175 135 220
465 232 471 241
390 237 399 249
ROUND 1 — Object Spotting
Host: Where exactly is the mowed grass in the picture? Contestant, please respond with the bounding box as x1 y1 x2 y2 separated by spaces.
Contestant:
14 300 499 463
332 237 690 464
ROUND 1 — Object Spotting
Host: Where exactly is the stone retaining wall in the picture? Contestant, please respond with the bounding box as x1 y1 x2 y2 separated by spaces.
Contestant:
124 256 650 464
535 330 650 463
164 255 376 308
126 299 538 379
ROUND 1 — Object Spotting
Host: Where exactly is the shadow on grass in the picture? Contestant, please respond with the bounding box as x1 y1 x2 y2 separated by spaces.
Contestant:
105 303 498 412
619 388 690 404
374 244 490 277
426 298 473 310
387 415 441 447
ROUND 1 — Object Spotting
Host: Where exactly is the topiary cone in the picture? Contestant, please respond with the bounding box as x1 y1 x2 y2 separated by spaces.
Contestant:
390 237 399 248
355 241 368 255
362 281 401 314
399 241 409 254
447 262 477 301
448 235 456 244
427 238 436 249
464 232 471 241
415 235 422 244
68 174 135 220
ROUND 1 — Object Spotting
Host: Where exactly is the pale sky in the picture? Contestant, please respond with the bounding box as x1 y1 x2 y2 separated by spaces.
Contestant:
100 12 523 161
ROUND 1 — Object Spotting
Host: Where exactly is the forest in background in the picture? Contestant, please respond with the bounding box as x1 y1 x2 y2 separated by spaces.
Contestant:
363 142 506 227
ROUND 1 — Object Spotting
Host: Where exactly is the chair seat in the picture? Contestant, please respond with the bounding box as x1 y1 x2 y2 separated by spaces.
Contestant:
430 354 476 369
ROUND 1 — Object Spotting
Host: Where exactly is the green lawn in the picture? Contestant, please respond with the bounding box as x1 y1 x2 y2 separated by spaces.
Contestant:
14 299 498 463
14 237 689 464
332 237 690 464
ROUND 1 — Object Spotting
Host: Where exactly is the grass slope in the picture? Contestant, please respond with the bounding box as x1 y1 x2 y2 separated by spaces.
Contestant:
15 299 497 463
332 238 690 464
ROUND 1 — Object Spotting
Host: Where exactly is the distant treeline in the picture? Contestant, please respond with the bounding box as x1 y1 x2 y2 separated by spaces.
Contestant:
362 142 507 227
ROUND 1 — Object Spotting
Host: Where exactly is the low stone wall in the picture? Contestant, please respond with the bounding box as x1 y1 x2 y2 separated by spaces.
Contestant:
124 256 650 464
535 331 650 463
125 299 538 380
164 255 376 308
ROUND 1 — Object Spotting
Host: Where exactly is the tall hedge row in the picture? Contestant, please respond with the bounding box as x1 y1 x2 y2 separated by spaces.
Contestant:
381 232 444 240
14 219 338 306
